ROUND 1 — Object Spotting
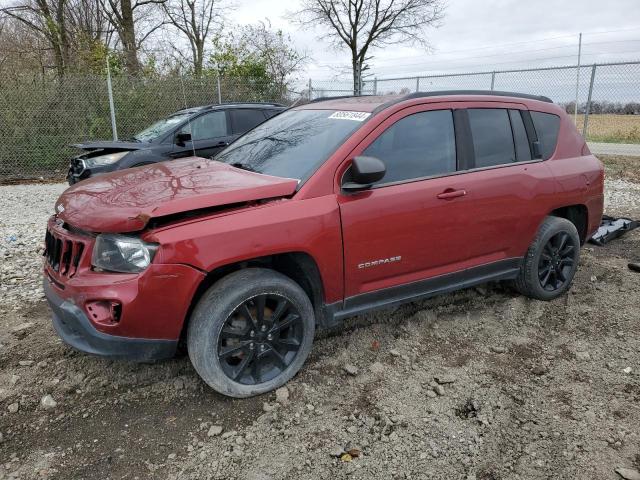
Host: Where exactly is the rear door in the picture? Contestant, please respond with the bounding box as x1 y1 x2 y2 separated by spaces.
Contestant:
173 110 233 158
451 104 557 262
229 109 269 142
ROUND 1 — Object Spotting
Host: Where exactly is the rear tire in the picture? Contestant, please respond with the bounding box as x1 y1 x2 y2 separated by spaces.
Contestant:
187 268 315 398
514 216 580 301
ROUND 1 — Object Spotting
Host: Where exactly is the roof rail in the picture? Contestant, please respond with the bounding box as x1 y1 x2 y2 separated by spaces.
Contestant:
309 95 374 103
205 102 286 108
401 90 553 103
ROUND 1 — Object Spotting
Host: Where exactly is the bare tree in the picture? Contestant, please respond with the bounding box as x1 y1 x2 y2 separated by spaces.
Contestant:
3 0 72 76
292 0 444 94
242 21 307 93
162 0 225 76
100 0 166 74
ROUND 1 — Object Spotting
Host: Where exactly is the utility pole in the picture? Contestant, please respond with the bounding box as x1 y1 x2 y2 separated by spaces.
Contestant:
574 32 582 124
106 54 118 141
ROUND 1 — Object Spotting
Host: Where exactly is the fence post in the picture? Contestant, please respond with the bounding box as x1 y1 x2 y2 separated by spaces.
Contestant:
373 77 378 95
583 64 597 138
105 56 118 141
490 71 496 91
415 76 420 92
308 78 313 100
216 74 222 104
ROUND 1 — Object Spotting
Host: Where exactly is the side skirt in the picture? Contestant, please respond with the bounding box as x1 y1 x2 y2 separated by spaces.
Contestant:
321 258 522 328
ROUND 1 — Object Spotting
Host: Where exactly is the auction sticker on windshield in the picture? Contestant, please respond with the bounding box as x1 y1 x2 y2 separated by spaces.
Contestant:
328 111 371 121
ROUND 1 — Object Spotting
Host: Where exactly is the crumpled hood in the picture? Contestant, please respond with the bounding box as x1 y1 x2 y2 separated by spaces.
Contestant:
55 157 299 233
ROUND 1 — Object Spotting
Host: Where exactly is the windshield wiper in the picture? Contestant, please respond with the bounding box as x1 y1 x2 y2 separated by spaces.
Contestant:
230 162 257 173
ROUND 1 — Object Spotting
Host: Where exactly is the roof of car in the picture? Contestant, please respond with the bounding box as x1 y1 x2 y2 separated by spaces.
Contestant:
173 102 286 115
297 90 554 113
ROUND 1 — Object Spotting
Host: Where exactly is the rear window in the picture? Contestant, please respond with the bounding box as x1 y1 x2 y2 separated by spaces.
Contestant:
531 111 561 159
468 109 516 167
230 109 267 134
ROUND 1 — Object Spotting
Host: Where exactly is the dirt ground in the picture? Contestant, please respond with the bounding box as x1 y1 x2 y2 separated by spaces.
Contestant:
1 159 639 480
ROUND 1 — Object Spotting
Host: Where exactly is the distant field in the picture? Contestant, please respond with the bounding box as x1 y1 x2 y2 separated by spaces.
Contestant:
576 114 640 143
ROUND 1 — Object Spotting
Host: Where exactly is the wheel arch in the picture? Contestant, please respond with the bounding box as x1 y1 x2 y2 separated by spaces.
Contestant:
549 204 589 244
180 252 327 342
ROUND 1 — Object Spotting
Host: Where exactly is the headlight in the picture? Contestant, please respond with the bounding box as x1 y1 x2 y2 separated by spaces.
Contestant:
84 151 129 167
92 234 158 273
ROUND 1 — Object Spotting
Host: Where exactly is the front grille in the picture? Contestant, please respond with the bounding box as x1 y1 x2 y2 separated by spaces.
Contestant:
45 227 85 278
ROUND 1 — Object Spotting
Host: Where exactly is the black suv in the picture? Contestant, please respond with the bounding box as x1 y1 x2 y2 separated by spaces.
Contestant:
67 102 285 184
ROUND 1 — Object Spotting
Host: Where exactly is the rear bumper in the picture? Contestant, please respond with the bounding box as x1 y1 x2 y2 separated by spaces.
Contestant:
44 278 178 361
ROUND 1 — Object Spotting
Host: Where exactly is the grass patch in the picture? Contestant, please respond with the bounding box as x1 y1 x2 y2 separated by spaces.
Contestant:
577 114 640 144
600 155 640 183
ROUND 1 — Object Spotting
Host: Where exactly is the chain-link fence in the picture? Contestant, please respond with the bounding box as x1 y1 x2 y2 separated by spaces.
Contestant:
0 75 306 181
312 61 640 145
1 60 639 181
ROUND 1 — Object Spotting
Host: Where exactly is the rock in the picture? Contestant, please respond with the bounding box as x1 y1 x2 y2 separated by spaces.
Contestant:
389 349 401 357
434 385 445 396
343 364 359 376
207 425 223 437
434 375 456 385
10 375 19 385
490 346 507 354
8 403 19 413
0 432 3 443
275 386 289 404
221 430 237 439
262 402 277 413
40 395 57 410
167 453 177 460
590 275 597 282
11 322 34 333
615 467 640 480
329 446 344 457
18 360 34 366
370 362 385 374
623 367 632 374
426 390 437 398
346 425 357 434
173 378 185 390
575 351 591 361
532 365 548 376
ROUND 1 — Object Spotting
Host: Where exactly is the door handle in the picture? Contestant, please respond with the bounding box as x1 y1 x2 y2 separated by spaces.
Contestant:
215 141 228 147
437 189 467 200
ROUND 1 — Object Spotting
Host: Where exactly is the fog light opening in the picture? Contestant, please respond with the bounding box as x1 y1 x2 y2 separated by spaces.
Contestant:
85 300 122 326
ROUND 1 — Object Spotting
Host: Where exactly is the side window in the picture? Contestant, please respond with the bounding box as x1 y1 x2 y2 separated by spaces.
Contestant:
468 108 515 167
230 109 268 134
363 109 456 184
509 110 532 161
181 111 227 140
531 111 561 160
264 109 281 119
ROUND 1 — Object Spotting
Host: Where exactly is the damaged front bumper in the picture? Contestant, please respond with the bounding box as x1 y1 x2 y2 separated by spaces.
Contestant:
44 278 178 361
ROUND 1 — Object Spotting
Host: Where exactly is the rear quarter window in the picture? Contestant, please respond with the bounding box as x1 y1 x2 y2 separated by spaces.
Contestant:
531 111 561 160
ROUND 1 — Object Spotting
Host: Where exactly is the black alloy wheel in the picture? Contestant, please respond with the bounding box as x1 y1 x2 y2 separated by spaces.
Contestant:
538 231 577 291
217 294 303 385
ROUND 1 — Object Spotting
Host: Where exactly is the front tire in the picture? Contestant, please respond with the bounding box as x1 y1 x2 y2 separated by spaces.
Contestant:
514 216 580 300
187 268 315 398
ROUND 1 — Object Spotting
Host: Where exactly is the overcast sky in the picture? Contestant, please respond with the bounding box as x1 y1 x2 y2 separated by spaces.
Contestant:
230 0 640 80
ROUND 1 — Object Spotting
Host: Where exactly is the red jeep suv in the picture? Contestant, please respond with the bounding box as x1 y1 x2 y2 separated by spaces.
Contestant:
43 91 604 398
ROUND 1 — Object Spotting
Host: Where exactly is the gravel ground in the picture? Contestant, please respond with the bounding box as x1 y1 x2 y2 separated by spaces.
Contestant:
0 162 639 480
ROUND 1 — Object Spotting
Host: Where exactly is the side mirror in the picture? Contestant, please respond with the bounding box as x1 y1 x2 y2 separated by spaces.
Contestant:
342 156 386 193
176 131 192 146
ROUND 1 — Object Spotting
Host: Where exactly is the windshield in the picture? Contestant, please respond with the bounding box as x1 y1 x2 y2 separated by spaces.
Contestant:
134 113 193 142
215 109 367 181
